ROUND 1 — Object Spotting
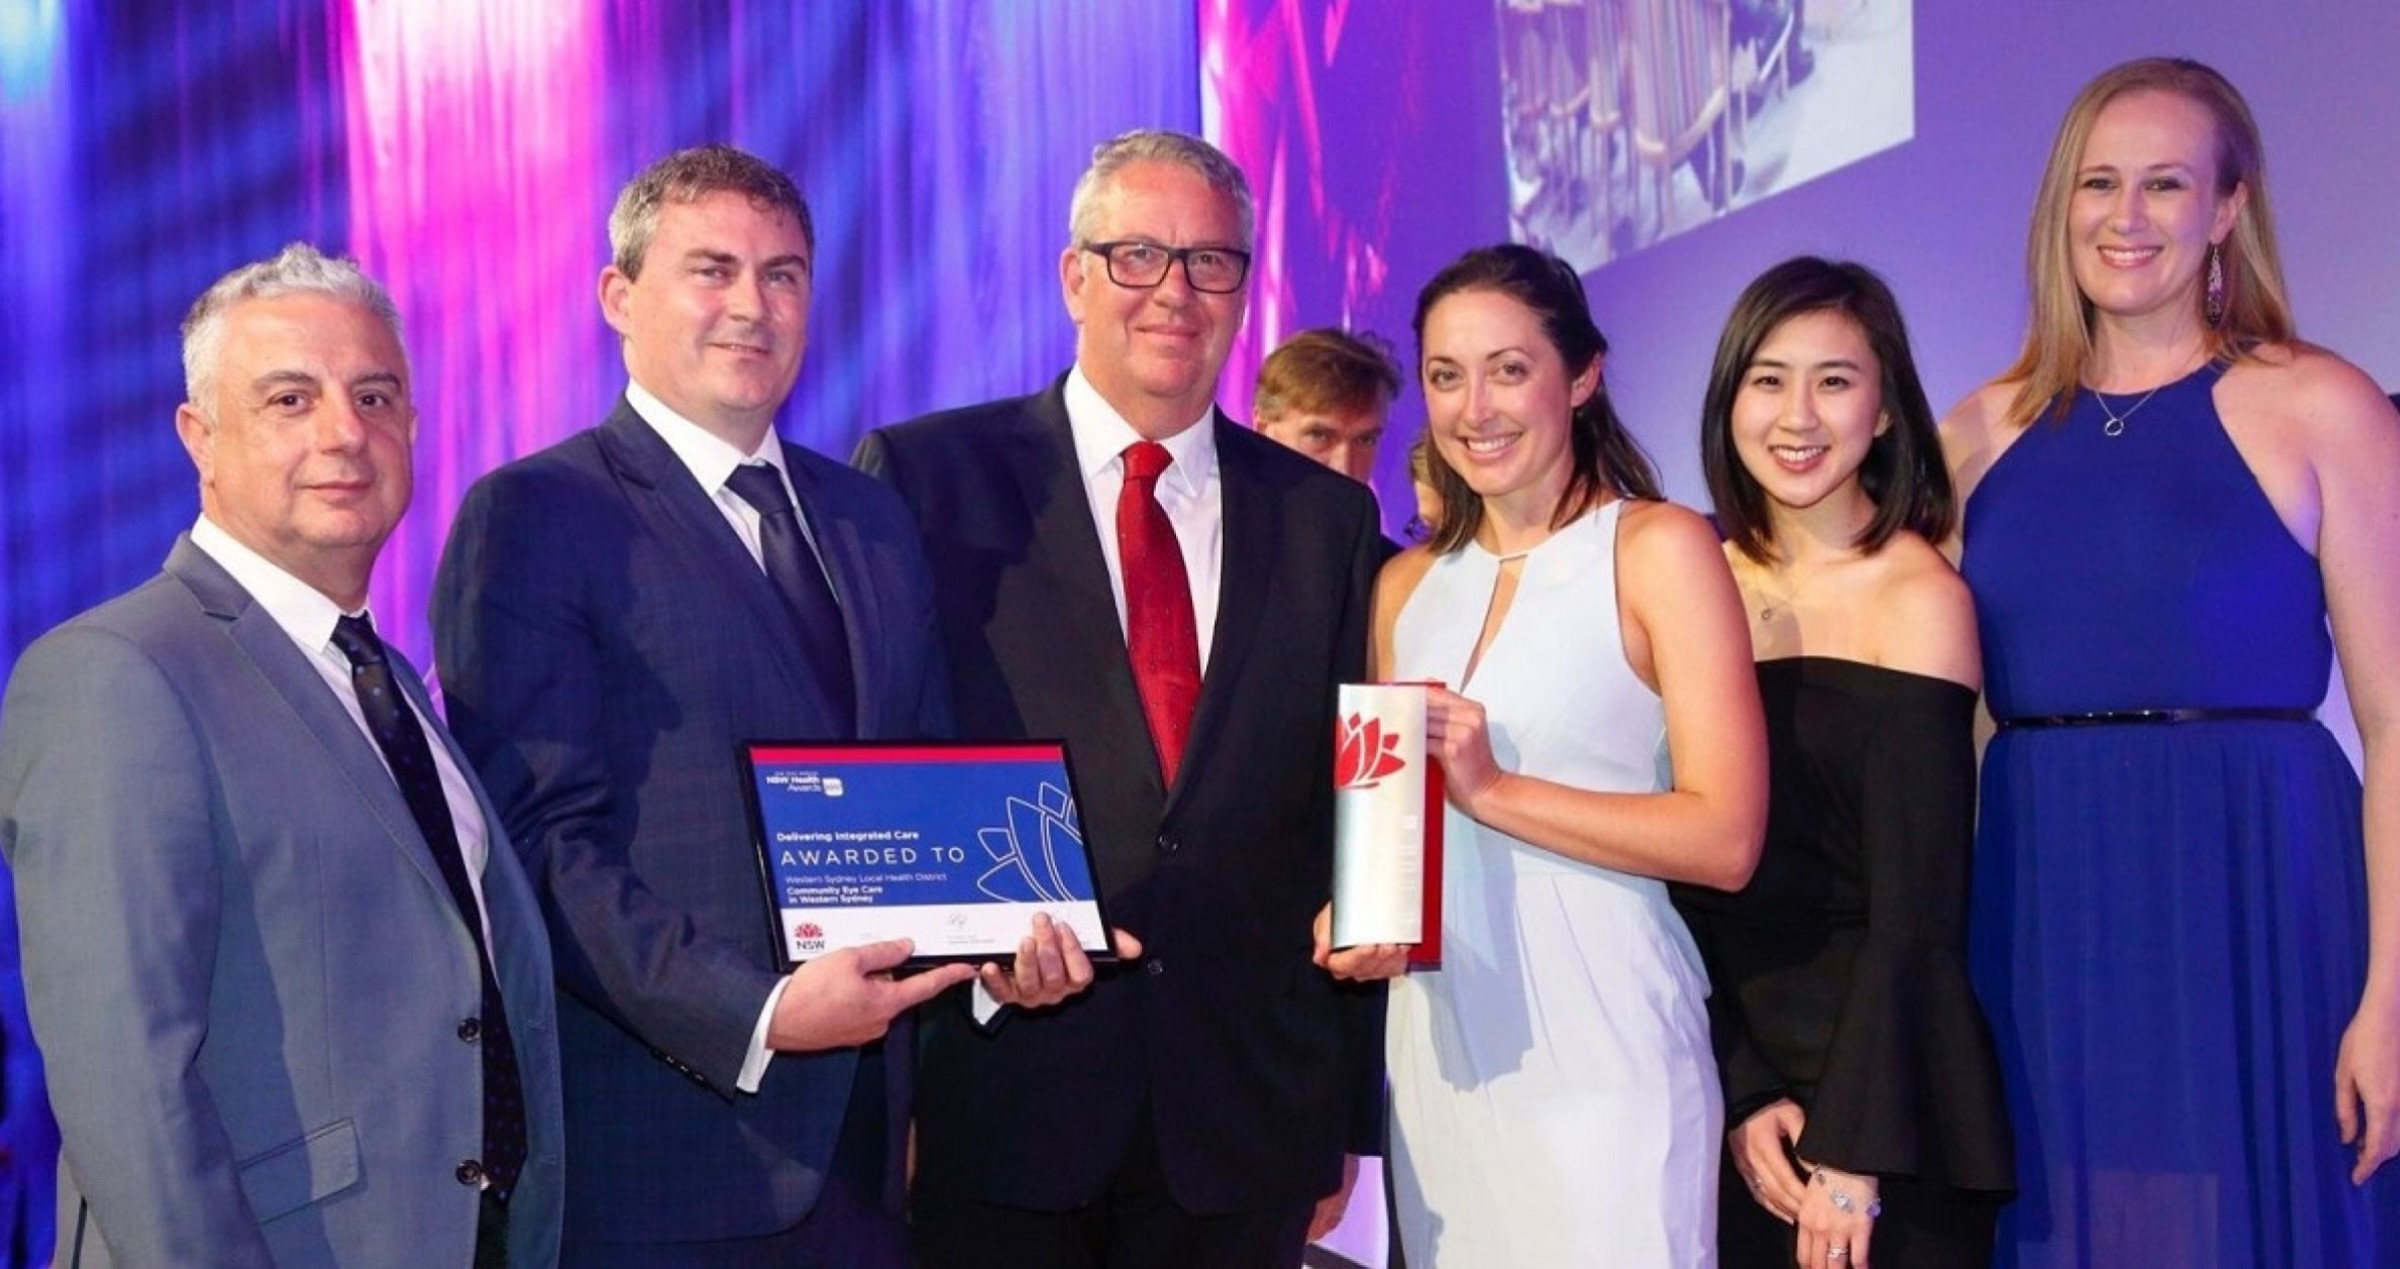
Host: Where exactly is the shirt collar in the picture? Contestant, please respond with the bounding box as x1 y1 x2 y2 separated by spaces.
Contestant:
1063 365 1217 497
189 515 359 651
625 379 790 494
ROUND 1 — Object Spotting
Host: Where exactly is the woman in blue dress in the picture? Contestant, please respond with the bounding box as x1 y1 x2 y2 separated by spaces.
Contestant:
1942 57 2400 1266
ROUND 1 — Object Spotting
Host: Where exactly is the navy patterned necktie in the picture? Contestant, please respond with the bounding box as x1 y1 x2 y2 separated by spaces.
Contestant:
329 614 528 1201
725 462 857 734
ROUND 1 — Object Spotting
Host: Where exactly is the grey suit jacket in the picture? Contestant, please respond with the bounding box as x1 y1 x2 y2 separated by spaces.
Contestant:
0 537 565 1268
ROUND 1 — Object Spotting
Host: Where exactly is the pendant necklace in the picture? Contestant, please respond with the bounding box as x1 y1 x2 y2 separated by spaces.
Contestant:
2093 382 2165 437
1749 563 1808 626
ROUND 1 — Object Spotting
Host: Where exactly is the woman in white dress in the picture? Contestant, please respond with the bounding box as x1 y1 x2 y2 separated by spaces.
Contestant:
1319 244 1767 1265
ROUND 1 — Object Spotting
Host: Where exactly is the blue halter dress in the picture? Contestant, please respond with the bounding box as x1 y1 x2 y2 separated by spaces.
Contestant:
1962 362 2399 1266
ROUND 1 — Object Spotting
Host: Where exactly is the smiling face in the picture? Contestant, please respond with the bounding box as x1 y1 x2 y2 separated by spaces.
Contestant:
1730 308 1886 526
175 292 416 607
1417 287 1597 523
1061 160 1249 439
602 188 812 450
2069 88 2245 330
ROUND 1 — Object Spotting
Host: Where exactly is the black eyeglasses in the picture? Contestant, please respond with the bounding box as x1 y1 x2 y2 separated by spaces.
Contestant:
1081 240 1252 294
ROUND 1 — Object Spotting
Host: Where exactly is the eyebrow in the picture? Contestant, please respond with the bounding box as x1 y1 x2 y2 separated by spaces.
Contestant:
683 247 812 275
2077 160 2198 175
1749 356 1866 375
246 368 404 393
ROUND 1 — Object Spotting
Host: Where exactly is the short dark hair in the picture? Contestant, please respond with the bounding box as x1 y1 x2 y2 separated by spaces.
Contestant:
1254 328 1401 423
1411 244 1659 555
1699 256 1953 562
610 144 813 278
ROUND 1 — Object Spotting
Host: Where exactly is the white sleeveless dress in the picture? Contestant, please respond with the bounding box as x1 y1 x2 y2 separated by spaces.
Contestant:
1387 502 1721 1266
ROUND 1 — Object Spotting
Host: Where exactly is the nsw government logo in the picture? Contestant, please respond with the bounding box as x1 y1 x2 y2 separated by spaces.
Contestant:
792 921 827 954
1335 712 1407 791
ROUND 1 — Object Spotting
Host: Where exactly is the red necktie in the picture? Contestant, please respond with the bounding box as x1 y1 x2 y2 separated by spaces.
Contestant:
1117 441 1201 785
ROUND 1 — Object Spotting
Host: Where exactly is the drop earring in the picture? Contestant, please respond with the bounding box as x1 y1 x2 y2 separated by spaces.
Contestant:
2204 241 2226 327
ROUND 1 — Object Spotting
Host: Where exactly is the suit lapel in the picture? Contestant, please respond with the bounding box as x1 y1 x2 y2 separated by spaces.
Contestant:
165 538 461 924
1012 389 1169 803
1172 416 1276 813
594 401 844 727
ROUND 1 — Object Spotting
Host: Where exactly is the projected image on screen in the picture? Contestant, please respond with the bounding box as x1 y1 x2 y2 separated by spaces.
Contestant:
1497 0 1913 268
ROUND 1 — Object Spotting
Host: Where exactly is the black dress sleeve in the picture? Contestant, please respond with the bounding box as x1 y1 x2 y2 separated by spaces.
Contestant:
1795 679 2016 1193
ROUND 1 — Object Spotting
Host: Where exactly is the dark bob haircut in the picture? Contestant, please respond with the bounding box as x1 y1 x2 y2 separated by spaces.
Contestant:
1700 256 1953 562
1412 244 1660 555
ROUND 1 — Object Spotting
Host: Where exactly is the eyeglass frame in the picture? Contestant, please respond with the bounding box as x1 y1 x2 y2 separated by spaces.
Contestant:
1078 239 1253 295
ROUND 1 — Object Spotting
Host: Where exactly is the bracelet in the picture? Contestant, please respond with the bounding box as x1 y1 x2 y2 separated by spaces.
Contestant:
1809 1166 1885 1219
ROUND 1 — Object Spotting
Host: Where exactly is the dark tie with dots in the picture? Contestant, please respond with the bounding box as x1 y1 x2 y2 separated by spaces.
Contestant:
1117 441 1202 784
724 462 857 734
329 614 528 1201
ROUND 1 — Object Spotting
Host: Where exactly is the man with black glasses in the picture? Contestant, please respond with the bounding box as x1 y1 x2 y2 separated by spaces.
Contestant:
857 129 1386 1268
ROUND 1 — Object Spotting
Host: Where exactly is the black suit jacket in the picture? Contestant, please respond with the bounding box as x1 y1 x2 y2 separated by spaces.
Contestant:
433 399 947 1243
856 376 1384 1215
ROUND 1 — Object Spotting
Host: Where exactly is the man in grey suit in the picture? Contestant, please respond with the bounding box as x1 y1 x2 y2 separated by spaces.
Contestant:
0 244 565 1267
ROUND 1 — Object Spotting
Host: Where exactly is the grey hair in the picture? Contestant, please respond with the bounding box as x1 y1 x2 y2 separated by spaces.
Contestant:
181 243 404 413
609 144 813 279
1067 129 1254 249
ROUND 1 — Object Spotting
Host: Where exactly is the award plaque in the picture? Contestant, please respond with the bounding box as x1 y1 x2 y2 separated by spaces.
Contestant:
738 740 1115 969
1330 683 1444 965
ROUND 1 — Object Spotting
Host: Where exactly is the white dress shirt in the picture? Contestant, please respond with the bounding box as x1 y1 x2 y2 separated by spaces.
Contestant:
1062 365 1224 669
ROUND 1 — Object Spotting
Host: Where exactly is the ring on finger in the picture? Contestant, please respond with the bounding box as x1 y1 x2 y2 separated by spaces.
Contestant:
1827 1248 1850 1261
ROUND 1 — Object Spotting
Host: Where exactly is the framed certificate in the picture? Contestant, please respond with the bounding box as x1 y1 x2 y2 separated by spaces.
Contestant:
738 740 1116 969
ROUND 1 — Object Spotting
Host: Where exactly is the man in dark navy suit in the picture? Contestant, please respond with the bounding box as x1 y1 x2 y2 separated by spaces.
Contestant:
434 145 1105 1269
859 129 1386 1269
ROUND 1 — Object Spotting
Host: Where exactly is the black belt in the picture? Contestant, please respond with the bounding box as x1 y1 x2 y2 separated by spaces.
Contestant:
1995 706 2315 730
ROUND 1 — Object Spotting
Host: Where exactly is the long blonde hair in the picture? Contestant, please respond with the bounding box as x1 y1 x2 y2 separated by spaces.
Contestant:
2000 57 2295 429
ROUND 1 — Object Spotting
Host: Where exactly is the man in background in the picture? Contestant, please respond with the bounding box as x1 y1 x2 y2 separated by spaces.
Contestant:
1251 327 1401 487
0 243 565 1267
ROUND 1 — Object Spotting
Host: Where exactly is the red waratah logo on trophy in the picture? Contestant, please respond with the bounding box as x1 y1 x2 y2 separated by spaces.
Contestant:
1335 712 1408 790
793 921 827 953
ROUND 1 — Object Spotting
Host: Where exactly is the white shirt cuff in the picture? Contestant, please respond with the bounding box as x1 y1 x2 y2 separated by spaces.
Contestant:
737 977 790 1093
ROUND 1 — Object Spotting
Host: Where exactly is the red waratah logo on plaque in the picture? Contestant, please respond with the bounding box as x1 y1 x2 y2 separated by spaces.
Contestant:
796 923 824 940
1335 712 1408 790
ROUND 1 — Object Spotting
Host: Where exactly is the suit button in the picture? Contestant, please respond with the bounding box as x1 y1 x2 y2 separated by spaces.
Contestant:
1156 833 1180 854
457 1017 481 1043
456 1160 485 1188
1145 957 1166 976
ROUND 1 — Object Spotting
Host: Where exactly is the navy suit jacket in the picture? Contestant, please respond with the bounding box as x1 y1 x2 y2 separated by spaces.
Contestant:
433 399 946 1243
0 538 565 1268
857 377 1386 1216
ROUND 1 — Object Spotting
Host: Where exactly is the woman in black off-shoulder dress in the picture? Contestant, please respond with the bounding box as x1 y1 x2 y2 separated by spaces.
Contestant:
1676 258 2014 1268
